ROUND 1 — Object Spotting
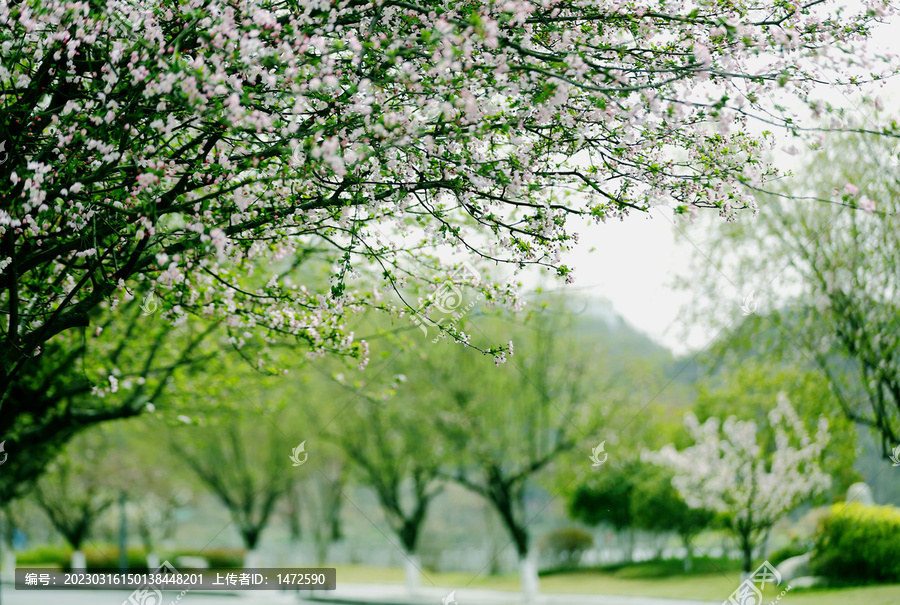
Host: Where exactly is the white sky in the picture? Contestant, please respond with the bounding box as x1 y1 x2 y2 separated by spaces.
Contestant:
524 210 705 356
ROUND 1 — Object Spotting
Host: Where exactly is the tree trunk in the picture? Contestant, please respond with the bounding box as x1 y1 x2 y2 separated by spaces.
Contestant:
489 481 534 595
681 535 693 573
403 554 421 595
518 549 540 604
117 492 128 571
243 549 264 569
241 526 261 551
741 534 753 574
313 525 329 566
286 484 303 541
71 550 86 571
146 552 160 572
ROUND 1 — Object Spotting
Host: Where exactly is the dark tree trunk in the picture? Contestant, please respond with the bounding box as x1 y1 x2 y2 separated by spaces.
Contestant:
286 484 302 541
241 526 261 551
741 533 753 573
681 534 693 572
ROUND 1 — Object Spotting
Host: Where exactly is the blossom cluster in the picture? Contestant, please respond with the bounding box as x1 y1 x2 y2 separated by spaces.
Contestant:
645 393 832 530
1 0 895 374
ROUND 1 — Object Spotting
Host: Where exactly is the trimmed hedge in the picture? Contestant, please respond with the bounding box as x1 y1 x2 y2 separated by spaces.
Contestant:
15 545 71 567
164 547 244 569
76 547 152 572
811 503 900 584
15 544 243 570
15 544 151 571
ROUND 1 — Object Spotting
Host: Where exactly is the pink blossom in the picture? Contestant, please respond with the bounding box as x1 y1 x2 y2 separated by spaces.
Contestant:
859 195 876 214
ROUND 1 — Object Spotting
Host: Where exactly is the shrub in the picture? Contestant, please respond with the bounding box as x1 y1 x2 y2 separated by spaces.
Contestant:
540 556 742 578
538 528 593 569
15 544 71 567
165 547 245 569
80 546 150 571
811 503 900 584
768 542 809 567
610 556 742 578
17 544 151 570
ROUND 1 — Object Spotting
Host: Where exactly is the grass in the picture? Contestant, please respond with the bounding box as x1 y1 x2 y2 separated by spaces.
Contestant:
331 562 900 605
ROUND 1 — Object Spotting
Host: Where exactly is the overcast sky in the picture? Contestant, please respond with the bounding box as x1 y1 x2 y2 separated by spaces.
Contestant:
533 9 900 357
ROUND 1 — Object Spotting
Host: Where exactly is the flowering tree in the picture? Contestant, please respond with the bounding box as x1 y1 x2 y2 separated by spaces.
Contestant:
644 393 831 573
1 1 895 495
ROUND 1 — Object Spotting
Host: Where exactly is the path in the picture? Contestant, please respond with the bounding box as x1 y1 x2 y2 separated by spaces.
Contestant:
1 583 721 605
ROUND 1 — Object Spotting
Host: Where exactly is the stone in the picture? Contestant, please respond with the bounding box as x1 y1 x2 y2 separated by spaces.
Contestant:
776 552 811 583
174 555 209 569
846 482 875 505
789 576 826 589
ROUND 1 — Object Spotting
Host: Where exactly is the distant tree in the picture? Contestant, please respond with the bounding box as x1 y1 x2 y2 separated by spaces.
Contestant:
292 454 347 566
311 368 443 593
629 466 714 571
173 418 293 563
130 491 190 568
645 393 831 573
537 528 593 569
433 307 616 602
31 431 117 569
568 460 639 561
284 481 304 543
692 362 860 495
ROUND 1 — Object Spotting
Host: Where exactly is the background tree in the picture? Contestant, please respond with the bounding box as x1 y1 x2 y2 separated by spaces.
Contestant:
629 466 715 571
301 457 347 566
173 416 295 566
31 430 118 570
681 133 900 458
645 393 831 574
692 361 860 495
537 528 593 570
431 307 615 601
283 481 305 544
311 364 444 594
568 460 640 562
2 0 896 498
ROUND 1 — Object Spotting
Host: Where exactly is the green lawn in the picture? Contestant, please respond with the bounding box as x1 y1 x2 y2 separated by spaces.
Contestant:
331 564 900 605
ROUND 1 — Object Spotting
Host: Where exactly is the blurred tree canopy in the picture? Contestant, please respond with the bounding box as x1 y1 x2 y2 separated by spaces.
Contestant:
681 133 900 458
